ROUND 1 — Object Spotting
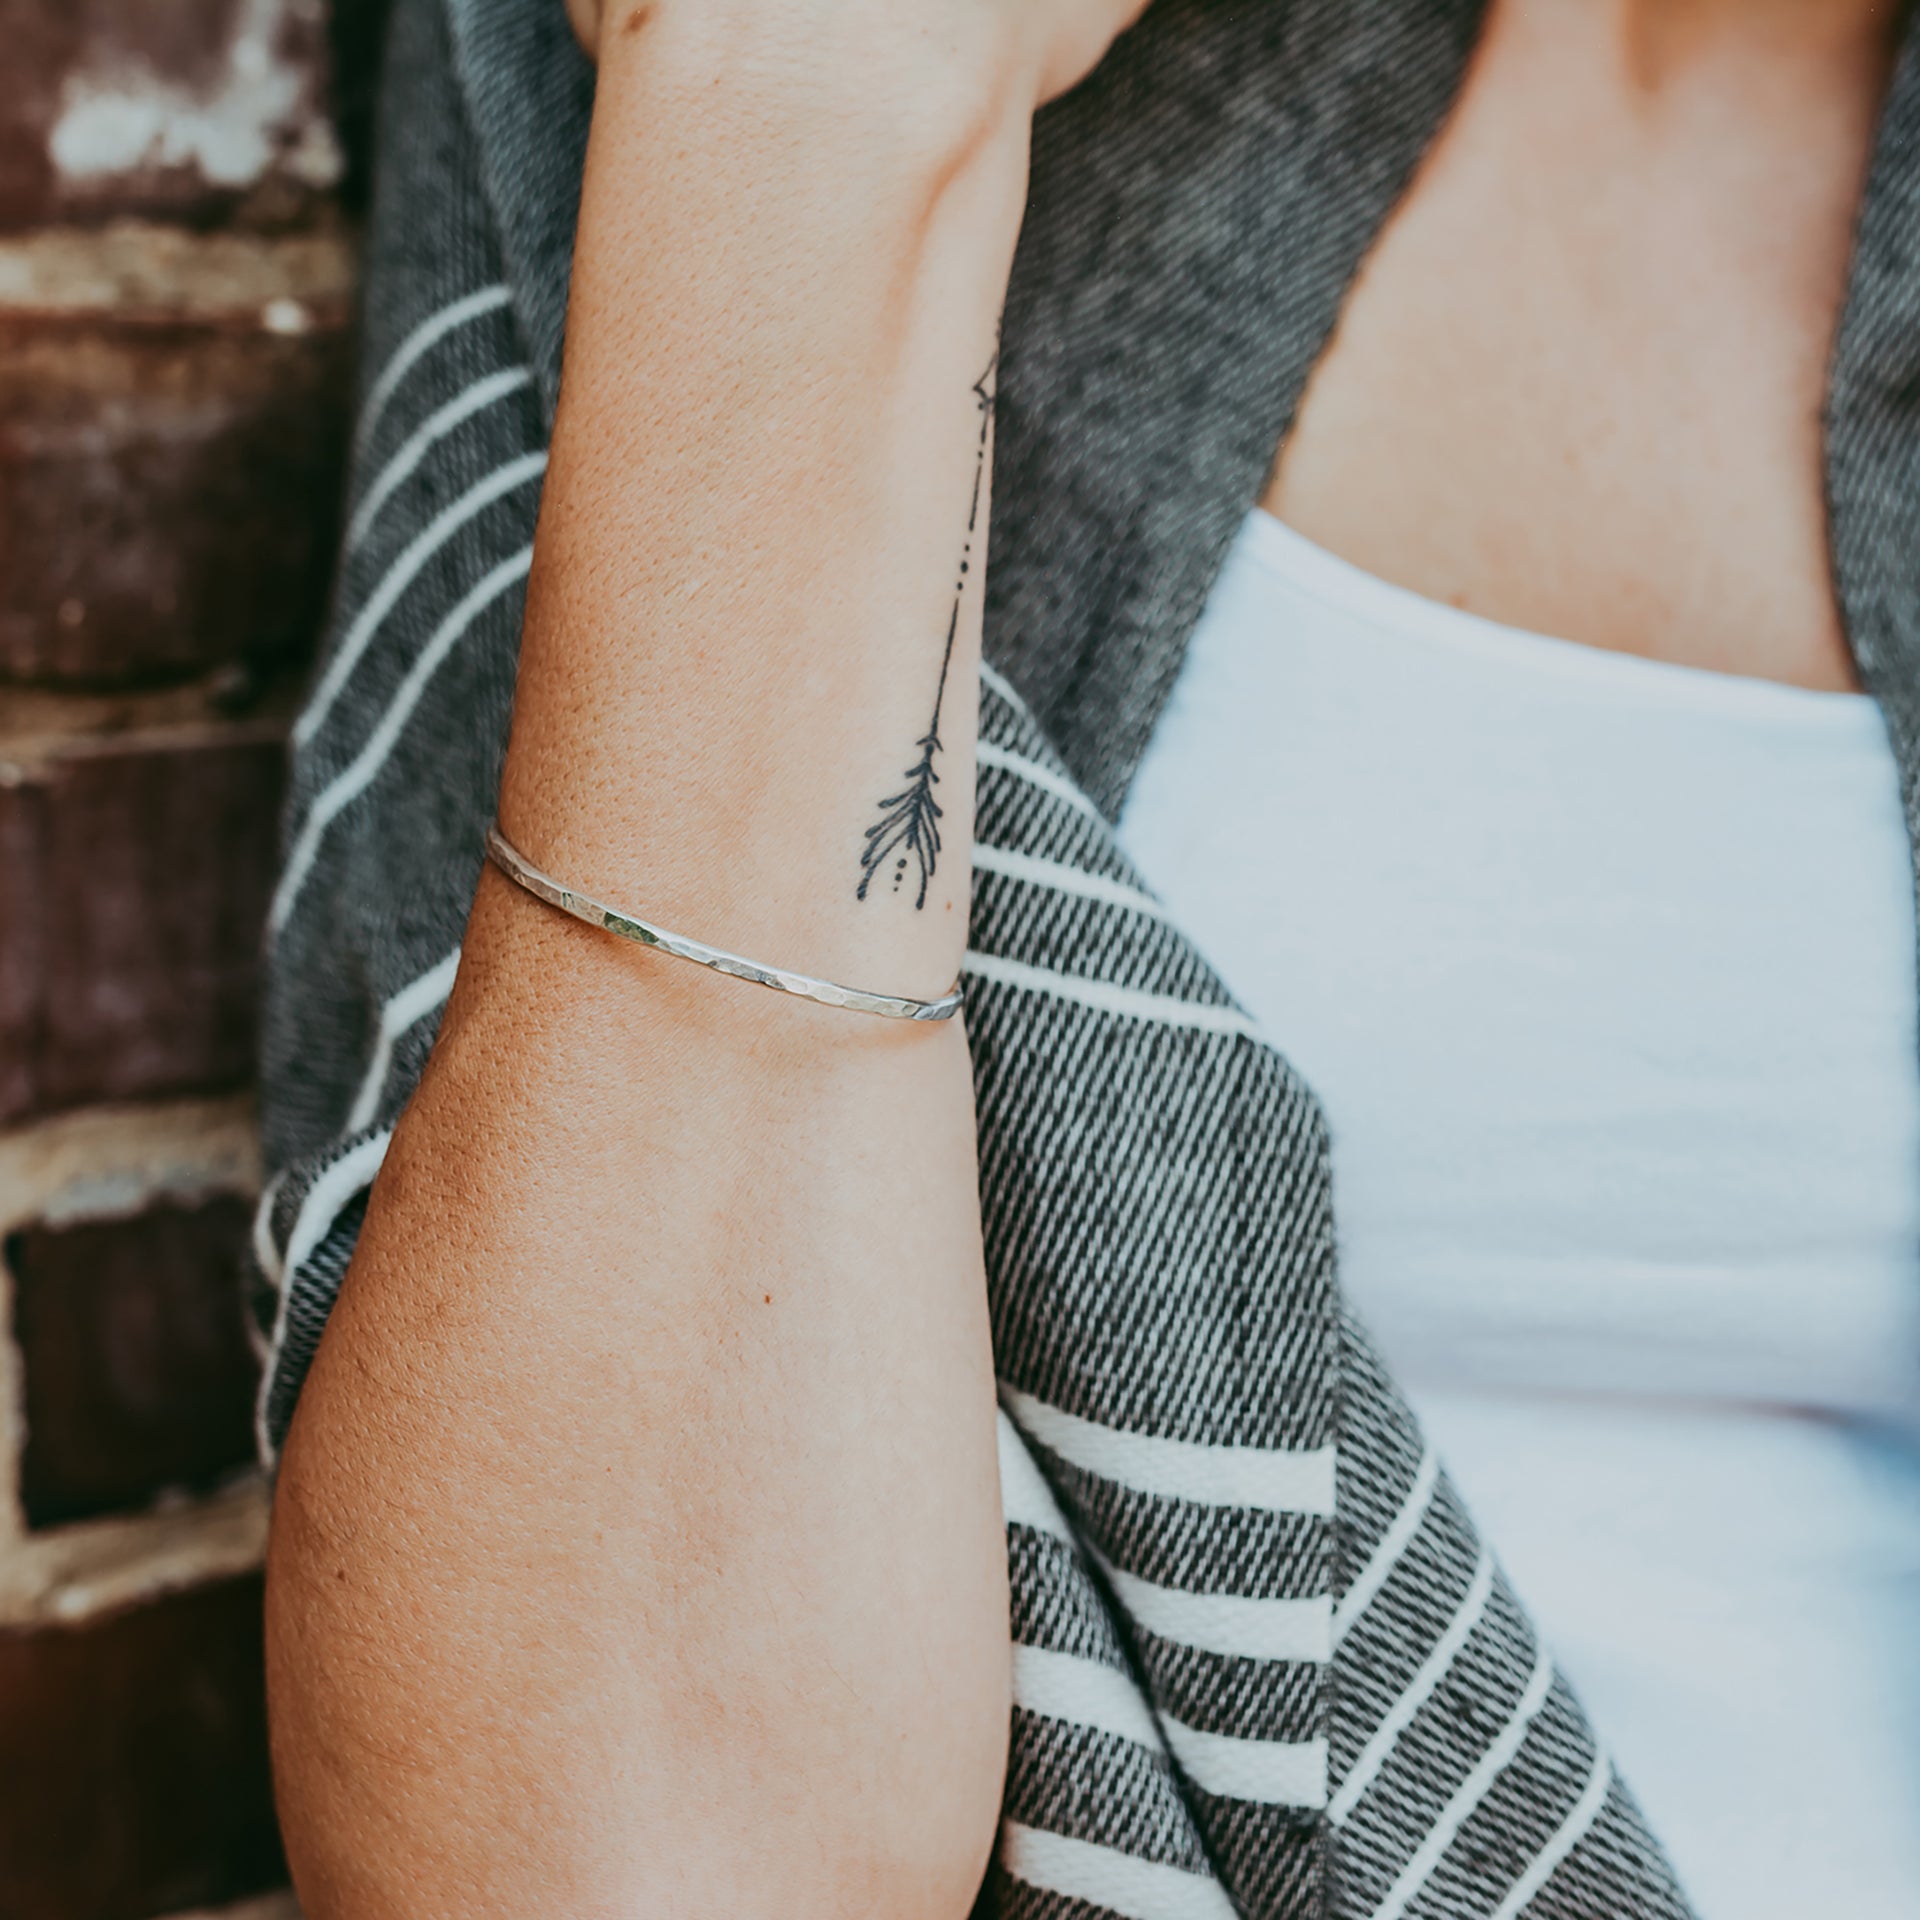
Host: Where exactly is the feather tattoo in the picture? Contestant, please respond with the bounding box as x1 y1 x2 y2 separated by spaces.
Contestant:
859 351 998 908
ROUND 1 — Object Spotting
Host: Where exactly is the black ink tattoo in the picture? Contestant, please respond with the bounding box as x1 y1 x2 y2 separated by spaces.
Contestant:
858 352 998 908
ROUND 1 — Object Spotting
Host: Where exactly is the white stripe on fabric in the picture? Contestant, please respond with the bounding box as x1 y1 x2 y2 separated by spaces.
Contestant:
1013 1644 1164 1751
295 451 547 748
1012 1642 1329 1812
1001 1383 1336 1517
1330 1549 1496 1824
999 1824 1239 1920
962 950 1261 1039
973 842 1169 921
358 284 512 448
243 1167 289 1371
979 659 1031 716
1162 1720 1329 1811
1365 1644 1557 1920
347 367 535 553
273 548 533 932
975 739 1105 822
998 1407 1077 1543
284 1129 393 1280
250 1167 288 1291
346 947 462 1134
1335 1447 1440 1643
1099 1556 1332 1664
257 1127 395 1459
1488 1750 1613 1920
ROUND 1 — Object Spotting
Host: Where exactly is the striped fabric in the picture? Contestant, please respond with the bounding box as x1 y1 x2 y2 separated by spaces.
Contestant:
965 672 1692 1918
251 0 1698 1912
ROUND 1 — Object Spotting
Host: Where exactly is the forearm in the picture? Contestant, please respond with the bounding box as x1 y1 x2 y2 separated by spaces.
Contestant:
502 10 1024 982
267 17 1030 1916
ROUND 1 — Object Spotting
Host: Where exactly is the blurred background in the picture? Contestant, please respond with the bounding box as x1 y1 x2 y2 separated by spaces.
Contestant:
0 2 392 1912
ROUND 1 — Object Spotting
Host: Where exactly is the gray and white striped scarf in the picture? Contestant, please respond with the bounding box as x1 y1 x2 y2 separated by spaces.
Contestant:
256 0 1920 1909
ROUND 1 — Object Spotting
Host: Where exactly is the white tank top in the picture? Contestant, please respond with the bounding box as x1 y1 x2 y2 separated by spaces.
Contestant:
1117 508 1920 1919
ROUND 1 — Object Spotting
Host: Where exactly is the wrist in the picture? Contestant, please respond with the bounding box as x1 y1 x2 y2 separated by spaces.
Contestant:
522 1 1017 1004
592 0 1035 183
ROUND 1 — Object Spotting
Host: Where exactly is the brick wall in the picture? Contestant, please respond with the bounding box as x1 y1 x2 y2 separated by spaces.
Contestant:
1 5 379 1914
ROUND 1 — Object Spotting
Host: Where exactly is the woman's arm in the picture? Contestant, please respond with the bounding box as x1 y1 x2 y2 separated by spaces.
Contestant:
264 6 1137 1915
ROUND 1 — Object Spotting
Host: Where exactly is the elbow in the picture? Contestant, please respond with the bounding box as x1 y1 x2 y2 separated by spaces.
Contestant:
864 1645 1012 1919
263 1398 1013 1919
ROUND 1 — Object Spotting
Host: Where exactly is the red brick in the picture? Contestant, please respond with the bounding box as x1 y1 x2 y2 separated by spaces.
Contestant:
0 306 351 687
0 0 341 233
10 1195 260 1529
0 774 38 1120
0 1576 285 1920
0 710 287 1125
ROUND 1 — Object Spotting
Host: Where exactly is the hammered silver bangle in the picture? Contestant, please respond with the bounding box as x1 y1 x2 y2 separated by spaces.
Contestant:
485 825 964 1022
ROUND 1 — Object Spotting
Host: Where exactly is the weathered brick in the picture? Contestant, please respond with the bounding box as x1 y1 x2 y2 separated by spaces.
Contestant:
0 1574 284 1920
43 739 283 1110
0 0 342 233
0 774 37 1121
10 1194 259 1528
0 687 290 1126
0 1100 265 1597
0 228 354 687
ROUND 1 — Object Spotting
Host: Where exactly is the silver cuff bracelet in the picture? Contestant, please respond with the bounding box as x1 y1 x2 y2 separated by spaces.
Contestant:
485 825 964 1022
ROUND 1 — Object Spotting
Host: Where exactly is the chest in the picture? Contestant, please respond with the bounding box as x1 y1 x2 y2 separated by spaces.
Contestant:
1120 508 1920 1417
1264 0 1898 693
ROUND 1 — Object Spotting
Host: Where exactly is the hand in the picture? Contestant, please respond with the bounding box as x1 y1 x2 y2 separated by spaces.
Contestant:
563 0 1152 108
